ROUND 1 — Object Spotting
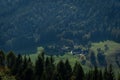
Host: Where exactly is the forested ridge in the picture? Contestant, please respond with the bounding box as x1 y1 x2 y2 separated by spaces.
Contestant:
0 50 120 80
0 0 120 54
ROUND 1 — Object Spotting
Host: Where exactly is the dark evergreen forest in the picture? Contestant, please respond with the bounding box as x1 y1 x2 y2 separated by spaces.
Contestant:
0 0 120 54
0 50 120 80
0 0 120 79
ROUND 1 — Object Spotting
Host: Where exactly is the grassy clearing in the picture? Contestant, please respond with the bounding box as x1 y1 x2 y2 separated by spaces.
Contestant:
25 40 120 72
90 40 120 69
91 40 120 55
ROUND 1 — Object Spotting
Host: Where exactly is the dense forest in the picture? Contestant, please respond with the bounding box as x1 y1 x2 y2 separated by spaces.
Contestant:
0 50 120 80
0 0 120 80
0 0 120 54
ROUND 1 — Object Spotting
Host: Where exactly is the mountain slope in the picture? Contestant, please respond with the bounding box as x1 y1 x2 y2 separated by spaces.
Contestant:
0 0 120 54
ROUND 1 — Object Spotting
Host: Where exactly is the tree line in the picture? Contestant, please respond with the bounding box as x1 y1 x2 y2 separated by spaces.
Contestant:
0 50 120 80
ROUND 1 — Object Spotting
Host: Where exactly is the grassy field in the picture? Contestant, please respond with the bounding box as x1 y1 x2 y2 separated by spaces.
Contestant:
26 40 119 62
25 40 120 72
90 40 120 68
91 40 120 56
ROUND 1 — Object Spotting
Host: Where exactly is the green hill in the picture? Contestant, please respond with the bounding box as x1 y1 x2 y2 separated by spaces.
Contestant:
27 40 120 69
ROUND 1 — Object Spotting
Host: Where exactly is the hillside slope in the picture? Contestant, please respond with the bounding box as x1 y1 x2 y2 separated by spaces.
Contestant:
28 41 120 68
0 0 120 54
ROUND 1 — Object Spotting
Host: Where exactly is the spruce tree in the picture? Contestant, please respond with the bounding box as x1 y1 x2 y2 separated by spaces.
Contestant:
21 55 33 80
23 67 34 80
45 57 54 80
108 64 115 80
22 55 28 71
65 59 72 80
50 55 55 70
72 62 84 80
57 60 67 80
15 54 23 80
27 56 33 68
9 54 24 80
93 66 99 80
0 50 5 67
98 70 103 80
6 51 16 69
103 67 109 80
52 71 63 80
35 54 44 80
45 57 50 80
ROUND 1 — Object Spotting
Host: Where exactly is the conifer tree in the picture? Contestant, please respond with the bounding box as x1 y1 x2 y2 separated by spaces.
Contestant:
22 55 28 71
107 64 115 80
103 67 109 80
50 55 55 70
45 57 54 80
65 59 72 80
23 67 34 80
21 55 33 80
0 50 5 66
72 62 84 80
9 54 24 80
27 56 33 68
6 51 16 69
93 66 99 80
52 71 63 80
35 54 44 80
57 60 67 80
98 70 103 80
15 54 23 80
